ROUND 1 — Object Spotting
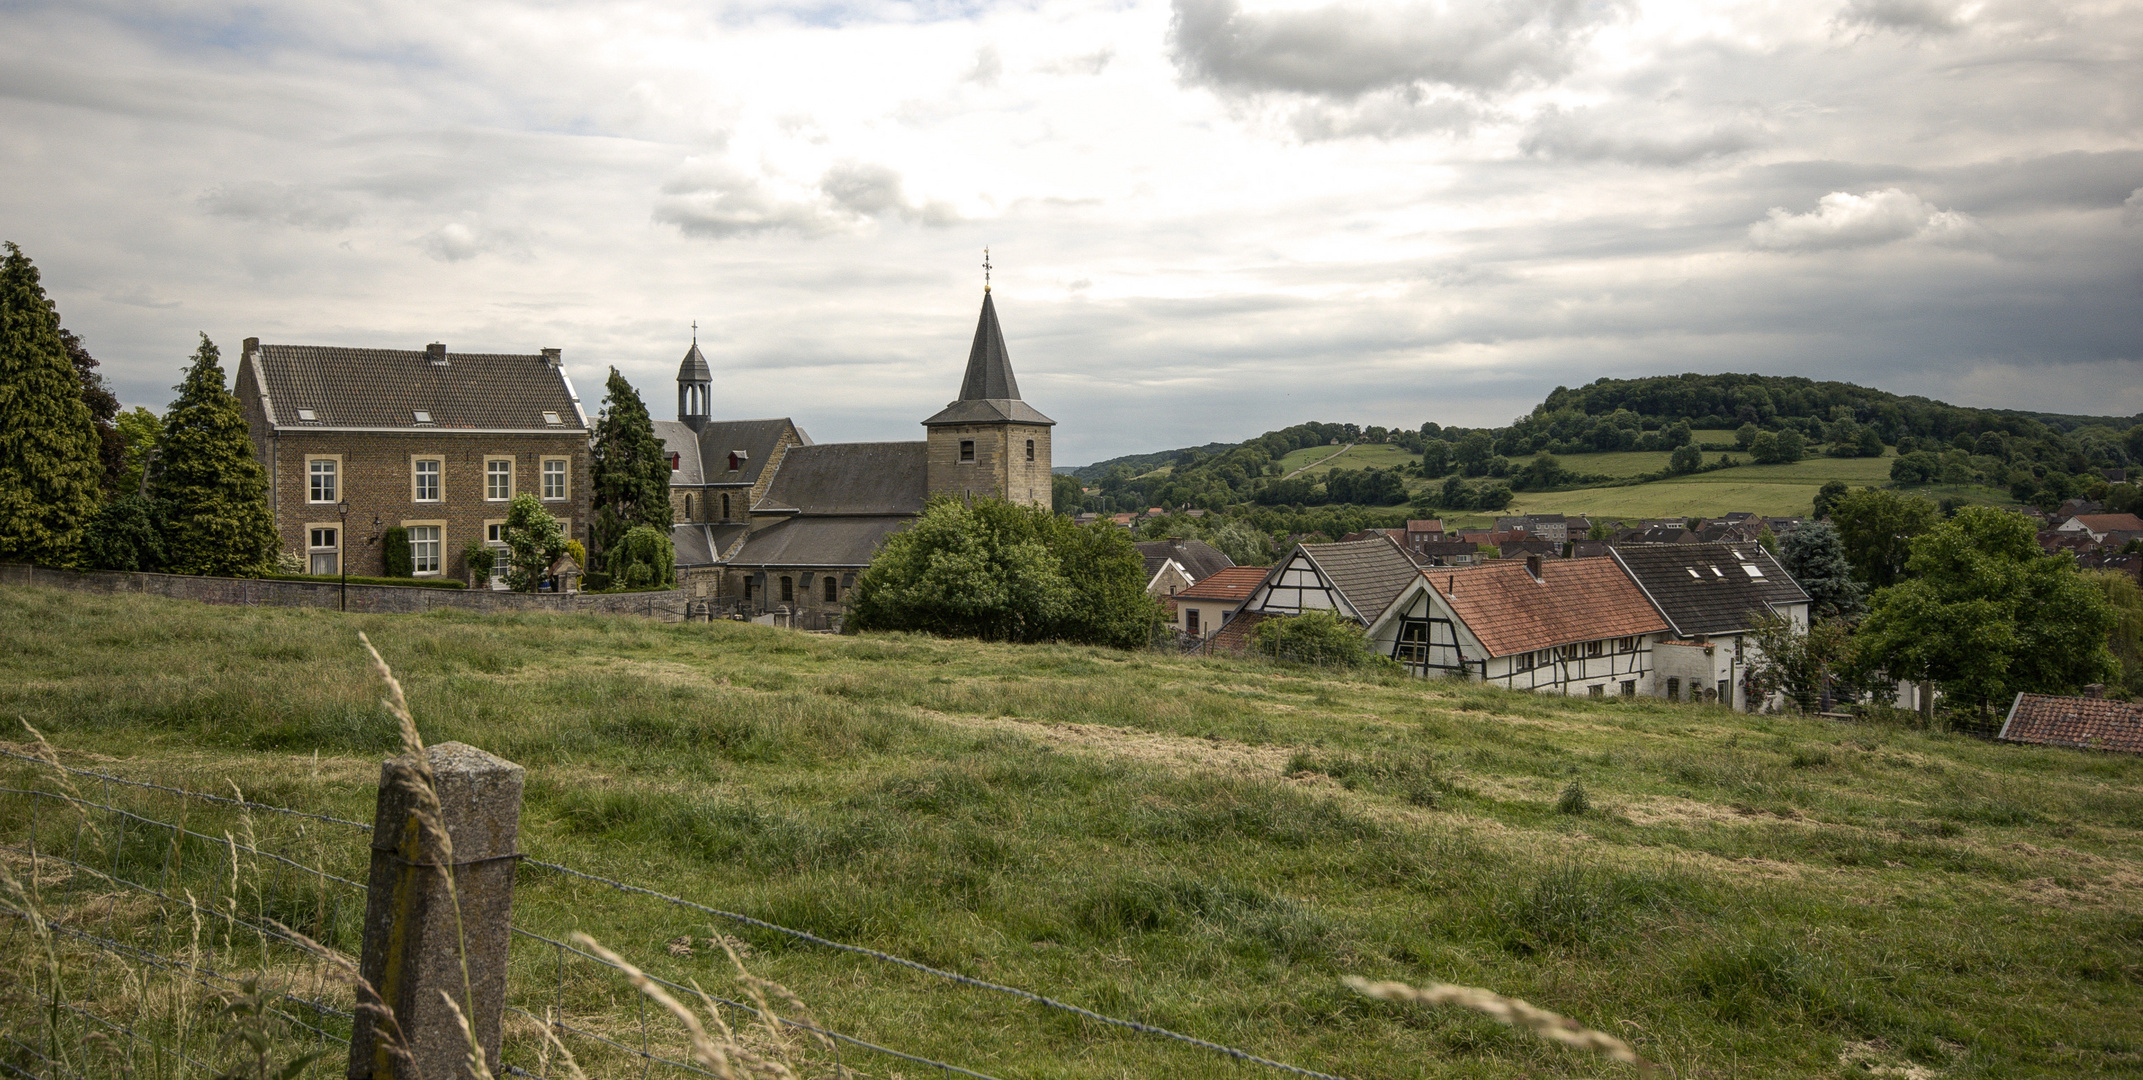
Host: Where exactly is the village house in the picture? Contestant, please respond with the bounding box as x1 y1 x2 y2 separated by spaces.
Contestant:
1198 536 1420 654
2056 513 2143 544
237 339 593 582
1170 565 1269 640
2000 689 2143 754
659 290 1053 628
1609 542 1809 710
1366 554 1667 695
1133 537 1234 599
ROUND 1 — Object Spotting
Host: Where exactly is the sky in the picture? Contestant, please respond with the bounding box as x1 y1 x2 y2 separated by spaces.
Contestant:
3 0 2138 466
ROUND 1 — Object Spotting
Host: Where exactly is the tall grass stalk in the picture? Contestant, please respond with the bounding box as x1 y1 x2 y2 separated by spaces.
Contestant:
1347 977 1658 1076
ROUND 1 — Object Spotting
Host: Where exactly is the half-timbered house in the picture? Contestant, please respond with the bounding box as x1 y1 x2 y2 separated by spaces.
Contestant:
1200 537 1419 654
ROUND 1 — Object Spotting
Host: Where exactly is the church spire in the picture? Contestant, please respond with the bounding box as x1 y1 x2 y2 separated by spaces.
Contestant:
958 290 1020 401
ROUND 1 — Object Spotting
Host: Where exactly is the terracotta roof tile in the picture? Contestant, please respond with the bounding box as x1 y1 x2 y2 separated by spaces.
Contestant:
1428 558 1667 658
2000 693 2143 754
1175 565 1269 603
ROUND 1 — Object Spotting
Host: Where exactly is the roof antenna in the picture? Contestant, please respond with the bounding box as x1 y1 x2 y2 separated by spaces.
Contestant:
982 247 992 293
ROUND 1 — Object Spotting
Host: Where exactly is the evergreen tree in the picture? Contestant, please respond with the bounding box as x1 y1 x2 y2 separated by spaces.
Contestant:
113 407 162 496
80 494 169 572
0 242 103 566
61 329 125 491
589 368 672 561
150 334 277 576
1778 521 1865 619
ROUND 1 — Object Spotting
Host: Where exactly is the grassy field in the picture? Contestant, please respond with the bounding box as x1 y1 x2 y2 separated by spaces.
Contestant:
4 588 2141 1079
1504 453 1904 520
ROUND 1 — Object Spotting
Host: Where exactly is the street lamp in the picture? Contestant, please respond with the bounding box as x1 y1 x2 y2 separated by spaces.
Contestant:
337 500 350 611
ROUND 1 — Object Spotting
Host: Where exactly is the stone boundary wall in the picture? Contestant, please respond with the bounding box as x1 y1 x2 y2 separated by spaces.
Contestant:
0 563 689 622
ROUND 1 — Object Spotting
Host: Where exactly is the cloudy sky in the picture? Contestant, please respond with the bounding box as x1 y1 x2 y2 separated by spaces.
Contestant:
4 0 2138 464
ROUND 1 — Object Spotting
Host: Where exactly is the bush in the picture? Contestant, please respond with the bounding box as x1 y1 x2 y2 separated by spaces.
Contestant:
1556 779 1590 815
462 539 495 582
1250 609 1369 667
607 524 674 589
80 494 168 572
380 526 412 577
502 493 567 592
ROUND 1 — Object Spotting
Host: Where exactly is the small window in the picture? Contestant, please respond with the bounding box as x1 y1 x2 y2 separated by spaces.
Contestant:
486 523 504 544
408 526 441 575
307 527 338 576
413 410 432 424
486 459 512 500
1621 680 1635 697
684 494 693 519
780 576 794 602
308 459 337 503
669 453 680 472
744 577 755 600
1667 677 1681 702
295 408 316 422
1589 684 1604 698
1025 439 1035 462
1186 608 1201 636
542 411 562 425
1741 563 1765 577
728 452 743 471
721 494 730 519
1586 640 1604 657
960 440 975 463
542 459 567 500
413 459 441 502
824 576 838 603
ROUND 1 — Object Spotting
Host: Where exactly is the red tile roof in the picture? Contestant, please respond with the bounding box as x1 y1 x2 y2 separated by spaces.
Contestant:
2000 693 2143 754
1427 558 1667 658
1407 519 1444 532
2069 514 2143 534
1174 565 1270 604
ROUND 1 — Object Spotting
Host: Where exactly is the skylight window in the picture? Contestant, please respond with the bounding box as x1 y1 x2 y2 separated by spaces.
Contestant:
1687 568 1700 578
413 410 432 423
1742 564 1765 577
295 409 316 422
542 411 562 425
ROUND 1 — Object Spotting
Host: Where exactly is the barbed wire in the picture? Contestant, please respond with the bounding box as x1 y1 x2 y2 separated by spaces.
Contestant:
0 747 375 831
0 786 368 891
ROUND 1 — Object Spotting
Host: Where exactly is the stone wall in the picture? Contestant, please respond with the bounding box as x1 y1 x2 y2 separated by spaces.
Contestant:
0 563 690 622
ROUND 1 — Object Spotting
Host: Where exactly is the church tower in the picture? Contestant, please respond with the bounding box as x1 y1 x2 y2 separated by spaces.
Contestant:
677 335 711 433
923 289 1054 507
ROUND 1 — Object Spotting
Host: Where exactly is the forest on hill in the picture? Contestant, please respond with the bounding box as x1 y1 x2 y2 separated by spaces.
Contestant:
1064 373 2143 521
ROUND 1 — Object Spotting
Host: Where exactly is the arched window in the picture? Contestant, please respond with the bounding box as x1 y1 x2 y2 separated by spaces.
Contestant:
823 576 838 603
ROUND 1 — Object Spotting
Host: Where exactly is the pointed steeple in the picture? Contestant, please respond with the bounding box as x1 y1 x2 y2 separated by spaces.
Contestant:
959 291 1020 401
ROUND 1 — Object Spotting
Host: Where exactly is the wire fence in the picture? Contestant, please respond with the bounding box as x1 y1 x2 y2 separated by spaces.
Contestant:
0 747 1350 1080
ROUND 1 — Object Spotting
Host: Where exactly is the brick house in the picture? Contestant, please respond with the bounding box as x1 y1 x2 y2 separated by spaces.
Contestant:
237 339 592 581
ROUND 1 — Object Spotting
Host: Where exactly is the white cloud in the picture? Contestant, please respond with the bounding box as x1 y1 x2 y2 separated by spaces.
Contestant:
1749 189 1982 252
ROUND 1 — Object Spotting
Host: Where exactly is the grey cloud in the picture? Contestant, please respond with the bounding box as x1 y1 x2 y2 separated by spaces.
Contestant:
820 161 964 226
199 182 363 230
654 160 839 238
1837 0 1965 34
1168 0 1609 99
1287 91 1479 140
1749 189 1980 252
2127 188 2143 226
1521 106 1760 165
102 286 182 309
416 221 530 262
1929 150 2143 215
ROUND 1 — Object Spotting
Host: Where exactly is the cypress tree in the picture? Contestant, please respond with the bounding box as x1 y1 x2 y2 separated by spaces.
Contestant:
0 242 103 566
589 367 672 561
150 334 277 576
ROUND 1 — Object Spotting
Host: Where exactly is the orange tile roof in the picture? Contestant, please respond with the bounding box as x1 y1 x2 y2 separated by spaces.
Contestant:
2000 693 2143 754
1426 558 1667 658
2070 514 2143 534
1174 565 1270 604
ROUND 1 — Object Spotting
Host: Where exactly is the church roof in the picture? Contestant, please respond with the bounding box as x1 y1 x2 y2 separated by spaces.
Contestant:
754 442 928 516
670 523 749 567
729 515 915 569
680 418 805 488
651 420 705 484
923 291 1054 427
677 342 710 383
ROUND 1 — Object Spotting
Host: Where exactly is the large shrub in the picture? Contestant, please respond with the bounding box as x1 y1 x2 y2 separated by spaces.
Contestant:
0 242 103 566
149 335 277 576
1250 609 1371 667
501 493 566 592
80 494 168 572
380 526 413 578
848 496 1162 647
607 524 675 589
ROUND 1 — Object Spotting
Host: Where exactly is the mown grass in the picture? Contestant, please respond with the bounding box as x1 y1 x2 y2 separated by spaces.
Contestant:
2 585 2140 1079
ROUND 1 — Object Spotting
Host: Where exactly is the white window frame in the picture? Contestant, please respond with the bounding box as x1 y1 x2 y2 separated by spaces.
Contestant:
306 523 340 576
402 521 444 576
484 456 514 502
412 456 443 503
306 456 340 504
484 521 510 586
540 456 569 501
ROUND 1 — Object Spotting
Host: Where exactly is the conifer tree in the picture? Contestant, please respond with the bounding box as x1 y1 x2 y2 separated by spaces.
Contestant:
150 334 277 576
589 367 672 561
0 242 103 566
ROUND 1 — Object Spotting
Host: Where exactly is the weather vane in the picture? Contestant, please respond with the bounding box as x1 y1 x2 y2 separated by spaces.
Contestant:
983 247 992 292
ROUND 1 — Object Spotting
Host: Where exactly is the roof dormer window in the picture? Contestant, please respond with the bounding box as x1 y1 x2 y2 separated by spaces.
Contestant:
295 409 316 422
729 451 746 471
669 452 681 471
413 410 432 424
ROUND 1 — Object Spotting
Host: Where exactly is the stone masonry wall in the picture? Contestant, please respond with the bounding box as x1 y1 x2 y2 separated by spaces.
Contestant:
1 564 689 622
925 422 1050 507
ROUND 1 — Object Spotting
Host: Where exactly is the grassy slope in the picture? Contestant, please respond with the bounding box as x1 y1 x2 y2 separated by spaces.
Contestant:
1505 453 1901 519
5 588 2140 1079
1278 444 1420 478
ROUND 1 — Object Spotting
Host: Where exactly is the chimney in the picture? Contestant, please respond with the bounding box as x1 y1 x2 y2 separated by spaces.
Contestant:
541 347 562 368
243 336 259 358
426 342 448 366
1170 536 1186 553
2084 683 2107 700
1525 554 1543 581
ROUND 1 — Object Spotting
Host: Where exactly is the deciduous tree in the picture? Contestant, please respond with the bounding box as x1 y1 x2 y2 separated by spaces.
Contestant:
0 242 103 565
1828 487 1937 589
149 335 276 576
501 493 567 592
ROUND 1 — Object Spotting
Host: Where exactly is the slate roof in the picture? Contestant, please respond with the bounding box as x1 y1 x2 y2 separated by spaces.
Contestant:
923 292 1055 427
677 342 711 383
248 343 585 430
1296 537 1421 625
652 420 706 485
1173 565 1268 605
1134 539 1234 582
2000 693 2143 754
753 442 928 516
728 515 913 568
688 419 804 489
1609 542 1809 636
1424 557 1668 658
671 523 749 567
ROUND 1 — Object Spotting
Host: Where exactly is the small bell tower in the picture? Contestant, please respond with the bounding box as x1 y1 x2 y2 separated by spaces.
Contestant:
677 323 711 434
923 253 1055 507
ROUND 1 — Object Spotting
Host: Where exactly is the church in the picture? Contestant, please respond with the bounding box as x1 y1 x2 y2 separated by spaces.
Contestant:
656 289 1054 628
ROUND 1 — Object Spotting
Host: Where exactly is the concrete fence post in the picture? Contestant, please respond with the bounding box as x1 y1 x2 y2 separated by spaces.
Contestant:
350 742 524 1080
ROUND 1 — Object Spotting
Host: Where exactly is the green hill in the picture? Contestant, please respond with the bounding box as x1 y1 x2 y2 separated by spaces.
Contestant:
6 588 2142 1078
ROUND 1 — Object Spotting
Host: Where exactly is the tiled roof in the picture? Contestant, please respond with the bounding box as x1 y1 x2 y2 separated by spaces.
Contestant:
1298 537 1421 625
2000 693 2143 754
1407 519 1443 532
248 343 585 430
1135 539 1235 581
1174 565 1269 604
652 420 706 485
1609 542 1809 636
729 515 914 568
755 442 928 516
690 419 803 489
1427 558 1667 658
2069 514 2143 535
